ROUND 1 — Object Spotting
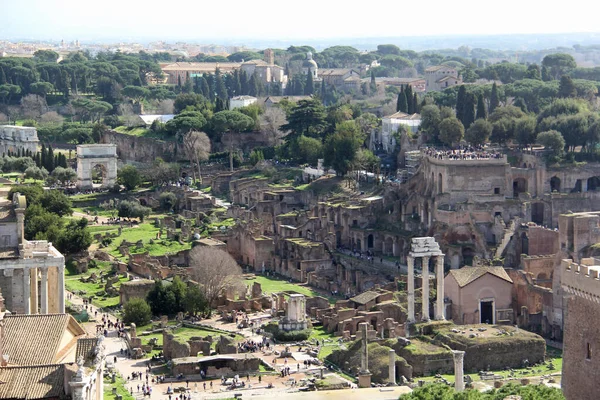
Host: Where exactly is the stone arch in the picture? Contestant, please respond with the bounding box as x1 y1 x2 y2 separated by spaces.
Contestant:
550 176 561 192
76 144 117 189
572 179 583 193
521 232 529 255
384 236 394 255
336 231 342 247
537 272 547 280
438 173 443 193
513 177 528 198
462 247 475 266
532 202 544 225
588 176 600 191
367 234 374 249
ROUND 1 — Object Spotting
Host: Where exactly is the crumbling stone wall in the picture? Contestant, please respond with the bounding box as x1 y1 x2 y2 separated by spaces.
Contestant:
163 330 191 360
101 129 181 162
119 279 155 305
563 295 600 400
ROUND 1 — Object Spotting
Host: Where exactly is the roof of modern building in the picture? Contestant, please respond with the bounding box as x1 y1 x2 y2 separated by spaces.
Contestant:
3 314 85 366
0 364 65 399
160 62 241 71
264 96 311 104
319 68 358 77
350 290 380 305
384 112 422 120
448 266 513 288
425 65 456 72
75 337 98 365
231 95 257 101
437 76 460 83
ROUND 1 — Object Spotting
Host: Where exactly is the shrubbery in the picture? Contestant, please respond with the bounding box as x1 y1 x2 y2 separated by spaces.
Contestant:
263 322 311 342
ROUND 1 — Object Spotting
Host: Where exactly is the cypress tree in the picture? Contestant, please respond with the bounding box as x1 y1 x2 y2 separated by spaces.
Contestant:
234 70 242 96
240 71 249 95
214 68 228 101
406 85 414 114
490 82 500 114
0 67 6 85
200 77 210 99
397 91 408 113
369 70 377 94
177 74 182 88
41 144 47 169
46 145 55 172
35 152 41 167
61 153 68 168
205 73 215 102
455 85 467 123
413 93 419 113
462 93 476 129
215 98 224 112
305 70 314 95
248 73 259 97
476 93 487 120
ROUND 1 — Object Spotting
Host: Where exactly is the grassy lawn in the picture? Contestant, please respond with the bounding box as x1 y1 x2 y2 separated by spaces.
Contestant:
245 275 338 304
420 345 563 383
65 274 129 309
309 326 338 360
103 373 134 400
95 222 192 260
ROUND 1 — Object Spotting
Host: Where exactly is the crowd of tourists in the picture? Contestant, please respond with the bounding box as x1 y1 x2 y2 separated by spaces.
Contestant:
424 146 502 160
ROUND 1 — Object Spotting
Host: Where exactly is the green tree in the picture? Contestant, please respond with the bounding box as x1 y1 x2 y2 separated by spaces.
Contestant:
438 117 464 146
280 98 327 141
558 75 577 98
515 115 537 149
537 130 566 156
369 70 377 94
56 218 92 255
117 164 142 190
305 69 314 95
39 190 72 216
397 89 408 113
542 53 577 80
323 121 365 176
123 298 152 326
166 111 207 135
405 85 414 114
33 49 60 63
526 64 542 80
476 93 487 120
30 82 54 98
184 284 208 316
465 118 492 147
292 135 324 164
51 167 77 185
118 200 151 221
122 85 150 104
419 105 442 143
159 192 178 212
489 82 500 114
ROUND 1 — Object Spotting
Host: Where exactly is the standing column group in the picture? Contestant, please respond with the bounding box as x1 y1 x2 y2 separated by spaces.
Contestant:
406 253 445 322
20 265 64 314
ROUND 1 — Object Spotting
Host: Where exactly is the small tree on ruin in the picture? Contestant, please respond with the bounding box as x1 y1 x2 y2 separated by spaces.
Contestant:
181 130 211 186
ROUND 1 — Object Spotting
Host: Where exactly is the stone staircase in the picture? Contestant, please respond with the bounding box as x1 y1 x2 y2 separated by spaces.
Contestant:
494 218 519 259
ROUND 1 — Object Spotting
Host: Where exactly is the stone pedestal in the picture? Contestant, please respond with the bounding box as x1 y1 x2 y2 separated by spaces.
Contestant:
452 350 465 392
358 373 372 388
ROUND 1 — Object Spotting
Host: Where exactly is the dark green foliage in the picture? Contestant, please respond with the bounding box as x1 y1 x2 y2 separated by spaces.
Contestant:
123 298 152 326
117 165 142 191
262 322 310 342
323 121 364 176
117 200 151 221
489 82 500 114
146 277 194 317
56 218 92 255
465 119 492 146
158 192 178 212
558 75 577 98
476 94 487 120
399 382 565 400
281 98 327 141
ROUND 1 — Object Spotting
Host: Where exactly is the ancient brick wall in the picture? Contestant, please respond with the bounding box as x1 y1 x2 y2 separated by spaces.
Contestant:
563 295 600 400
101 130 181 162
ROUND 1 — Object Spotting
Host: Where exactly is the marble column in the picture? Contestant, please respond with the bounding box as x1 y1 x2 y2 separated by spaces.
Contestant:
57 266 65 313
435 255 445 320
389 349 396 385
23 268 30 315
40 267 48 314
358 322 372 388
421 256 430 321
29 268 38 314
452 350 465 392
407 256 415 323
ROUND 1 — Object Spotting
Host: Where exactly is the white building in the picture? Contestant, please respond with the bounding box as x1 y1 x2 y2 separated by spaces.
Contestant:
0 125 39 155
229 95 257 110
374 112 422 153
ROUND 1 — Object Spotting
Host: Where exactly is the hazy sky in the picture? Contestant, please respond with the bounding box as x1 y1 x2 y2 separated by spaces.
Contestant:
1 0 599 42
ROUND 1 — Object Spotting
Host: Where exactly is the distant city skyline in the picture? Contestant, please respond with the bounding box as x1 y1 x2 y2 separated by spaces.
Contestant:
2 0 600 44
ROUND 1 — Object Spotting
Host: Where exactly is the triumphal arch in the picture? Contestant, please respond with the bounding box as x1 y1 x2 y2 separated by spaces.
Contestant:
76 144 118 189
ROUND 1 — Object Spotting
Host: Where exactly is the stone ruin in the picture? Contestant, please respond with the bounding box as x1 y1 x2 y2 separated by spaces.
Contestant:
215 281 271 314
279 293 308 331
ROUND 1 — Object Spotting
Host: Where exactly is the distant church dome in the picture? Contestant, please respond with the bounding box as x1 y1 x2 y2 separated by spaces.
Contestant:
302 52 318 69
